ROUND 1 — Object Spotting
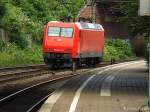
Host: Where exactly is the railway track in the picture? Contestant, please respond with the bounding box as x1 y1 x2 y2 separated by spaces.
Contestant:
0 60 139 112
0 69 52 84
0 69 87 112
0 64 46 72
0 63 108 112
0 62 109 84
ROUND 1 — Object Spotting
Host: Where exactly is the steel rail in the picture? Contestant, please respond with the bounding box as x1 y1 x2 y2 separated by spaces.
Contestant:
0 60 137 84
0 72 80 112
0 70 53 84
26 74 81 112
0 60 139 111
26 60 142 112
25 62 127 112
0 69 40 79
26 93 52 112
0 59 137 72
0 64 46 72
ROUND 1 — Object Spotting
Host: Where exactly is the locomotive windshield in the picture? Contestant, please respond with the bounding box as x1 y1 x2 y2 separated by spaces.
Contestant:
61 28 73 38
48 27 60 36
48 27 73 38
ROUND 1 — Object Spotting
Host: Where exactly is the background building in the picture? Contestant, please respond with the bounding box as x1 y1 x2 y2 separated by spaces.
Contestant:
77 0 144 55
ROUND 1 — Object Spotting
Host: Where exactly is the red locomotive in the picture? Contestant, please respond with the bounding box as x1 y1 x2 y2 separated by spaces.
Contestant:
43 21 105 68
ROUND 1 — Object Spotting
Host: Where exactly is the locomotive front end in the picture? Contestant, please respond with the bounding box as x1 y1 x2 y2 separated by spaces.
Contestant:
43 21 77 67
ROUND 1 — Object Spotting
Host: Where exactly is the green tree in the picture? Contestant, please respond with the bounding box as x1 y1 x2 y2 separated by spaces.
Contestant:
119 0 150 65
119 0 150 36
0 0 84 47
0 2 29 48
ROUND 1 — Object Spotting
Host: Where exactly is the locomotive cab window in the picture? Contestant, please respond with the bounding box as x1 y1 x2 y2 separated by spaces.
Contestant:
61 28 73 38
48 27 73 38
48 27 60 36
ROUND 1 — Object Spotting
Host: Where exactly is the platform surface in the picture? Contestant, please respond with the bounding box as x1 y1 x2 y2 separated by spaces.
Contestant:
39 61 148 112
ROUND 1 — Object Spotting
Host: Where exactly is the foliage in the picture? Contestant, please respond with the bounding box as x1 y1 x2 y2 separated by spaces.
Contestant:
0 0 84 47
103 39 135 61
118 0 150 66
0 39 7 51
0 40 43 67
119 0 150 37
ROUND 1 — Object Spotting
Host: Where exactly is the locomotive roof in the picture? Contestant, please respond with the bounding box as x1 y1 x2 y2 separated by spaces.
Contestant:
75 22 104 31
47 21 104 31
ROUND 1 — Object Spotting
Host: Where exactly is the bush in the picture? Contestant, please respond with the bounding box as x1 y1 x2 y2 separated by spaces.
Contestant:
0 39 7 51
103 38 135 61
9 33 29 49
0 0 84 47
0 41 43 67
